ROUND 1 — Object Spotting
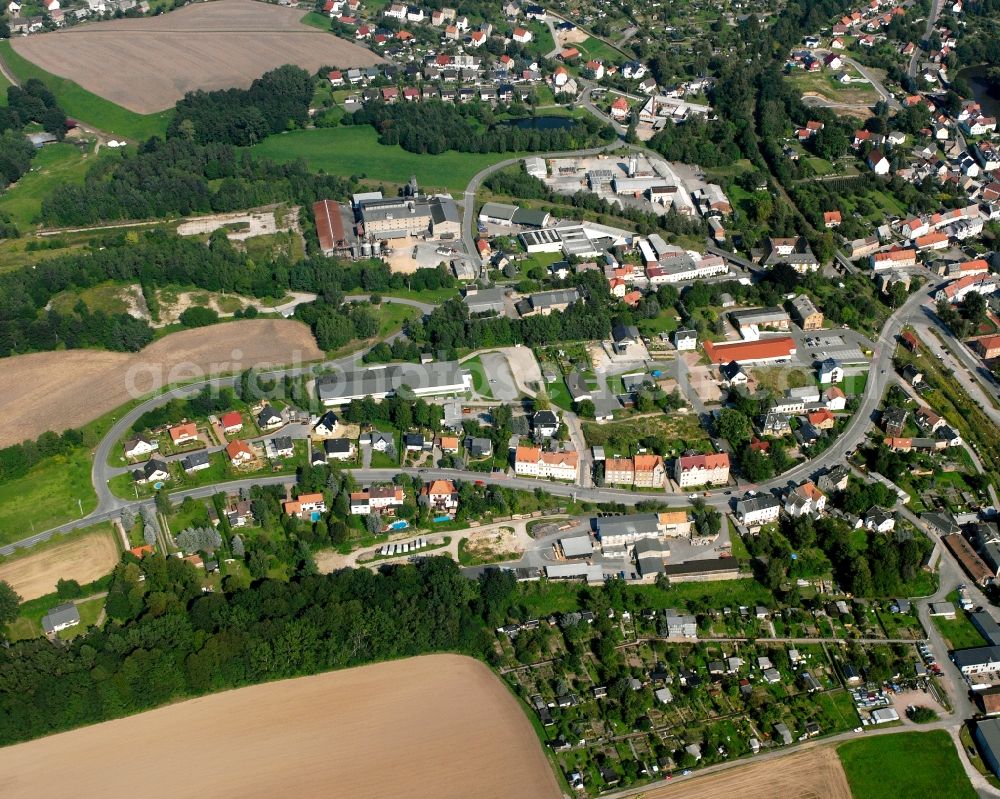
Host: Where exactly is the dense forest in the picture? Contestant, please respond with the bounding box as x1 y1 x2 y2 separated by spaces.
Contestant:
955 0 1000 69
41 138 355 226
347 99 616 154
747 512 932 598
168 65 315 146
0 555 506 745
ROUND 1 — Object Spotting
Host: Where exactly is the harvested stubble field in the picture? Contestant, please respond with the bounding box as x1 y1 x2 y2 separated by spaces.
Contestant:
0 319 322 446
10 0 383 114
0 527 118 601
642 747 852 799
0 654 562 799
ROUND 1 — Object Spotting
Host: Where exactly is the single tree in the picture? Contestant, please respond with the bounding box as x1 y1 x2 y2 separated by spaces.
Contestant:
0 580 21 627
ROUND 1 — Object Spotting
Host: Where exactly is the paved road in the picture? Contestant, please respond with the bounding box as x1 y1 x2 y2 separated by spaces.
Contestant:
840 54 901 111
909 0 945 79
912 309 1000 424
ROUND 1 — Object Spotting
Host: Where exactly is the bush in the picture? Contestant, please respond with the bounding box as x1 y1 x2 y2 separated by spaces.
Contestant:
179 306 219 328
907 706 938 723
55 579 83 599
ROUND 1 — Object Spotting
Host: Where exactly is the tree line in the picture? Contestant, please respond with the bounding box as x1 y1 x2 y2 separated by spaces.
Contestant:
347 98 616 155
41 138 355 227
0 554 496 745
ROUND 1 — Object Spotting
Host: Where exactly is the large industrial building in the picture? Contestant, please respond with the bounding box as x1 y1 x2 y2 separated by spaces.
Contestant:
316 362 471 405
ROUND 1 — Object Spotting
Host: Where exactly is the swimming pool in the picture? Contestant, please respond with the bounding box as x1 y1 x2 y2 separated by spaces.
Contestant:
310 511 322 522
433 515 452 523
389 520 409 531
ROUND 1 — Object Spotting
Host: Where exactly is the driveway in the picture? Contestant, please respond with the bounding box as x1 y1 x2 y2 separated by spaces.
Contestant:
479 351 519 402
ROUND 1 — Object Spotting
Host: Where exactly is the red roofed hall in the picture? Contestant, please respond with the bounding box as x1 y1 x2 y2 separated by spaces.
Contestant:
703 337 797 365
313 199 355 257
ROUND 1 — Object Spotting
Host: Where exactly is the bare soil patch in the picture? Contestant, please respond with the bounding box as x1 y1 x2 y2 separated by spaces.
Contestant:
0 528 118 601
462 526 523 563
0 319 323 446
11 0 383 114
0 654 561 799
642 747 852 799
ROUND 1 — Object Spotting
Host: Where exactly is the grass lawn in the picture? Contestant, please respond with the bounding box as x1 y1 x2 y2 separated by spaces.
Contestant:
545 378 574 411
932 596 986 650
49 280 130 316
516 576 769 617
0 68 10 104
251 126 526 193
637 309 681 336
840 372 868 395
0 141 114 229
57 595 105 640
516 250 563 273
785 68 879 105
0 450 95 545
838 731 977 799
704 158 754 182
869 189 908 218
299 10 331 29
0 41 171 141
575 36 623 63
807 156 834 176
376 301 418 337
7 588 107 641
815 689 861 730
348 285 459 304
728 518 751 560
464 355 493 399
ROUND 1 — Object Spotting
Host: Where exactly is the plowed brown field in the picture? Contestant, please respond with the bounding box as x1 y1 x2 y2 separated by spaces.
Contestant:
0 318 322 445
0 655 562 799
0 527 118 600
638 747 852 799
11 0 383 113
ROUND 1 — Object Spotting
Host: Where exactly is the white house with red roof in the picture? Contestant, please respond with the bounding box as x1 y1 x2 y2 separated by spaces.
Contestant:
610 96 631 121
674 453 730 488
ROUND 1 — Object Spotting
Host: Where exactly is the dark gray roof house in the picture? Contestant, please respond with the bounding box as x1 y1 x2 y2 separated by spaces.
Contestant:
258 405 282 427
612 323 640 344
403 433 425 449
324 438 353 456
41 603 80 635
720 361 747 383
133 458 169 483
465 436 493 458
181 450 210 472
